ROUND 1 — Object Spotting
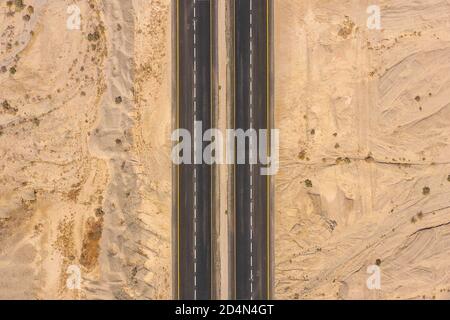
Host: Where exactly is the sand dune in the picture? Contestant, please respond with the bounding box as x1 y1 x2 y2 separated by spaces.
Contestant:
274 0 450 299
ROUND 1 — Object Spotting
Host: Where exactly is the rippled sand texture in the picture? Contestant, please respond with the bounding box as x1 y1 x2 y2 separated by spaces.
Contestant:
2 0 449 301
0 0 172 299
274 0 450 299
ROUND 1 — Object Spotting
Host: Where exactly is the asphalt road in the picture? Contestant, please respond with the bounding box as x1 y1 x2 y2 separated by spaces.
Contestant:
176 0 213 300
234 0 271 300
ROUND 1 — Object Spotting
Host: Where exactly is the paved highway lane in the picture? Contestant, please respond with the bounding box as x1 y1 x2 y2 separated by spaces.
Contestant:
233 0 272 300
176 0 214 300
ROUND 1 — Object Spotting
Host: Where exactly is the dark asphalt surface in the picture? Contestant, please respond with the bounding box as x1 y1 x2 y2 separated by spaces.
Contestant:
177 0 213 300
234 0 270 300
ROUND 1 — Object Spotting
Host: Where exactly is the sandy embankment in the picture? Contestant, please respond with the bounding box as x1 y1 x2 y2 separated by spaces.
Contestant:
274 0 450 299
0 0 172 299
